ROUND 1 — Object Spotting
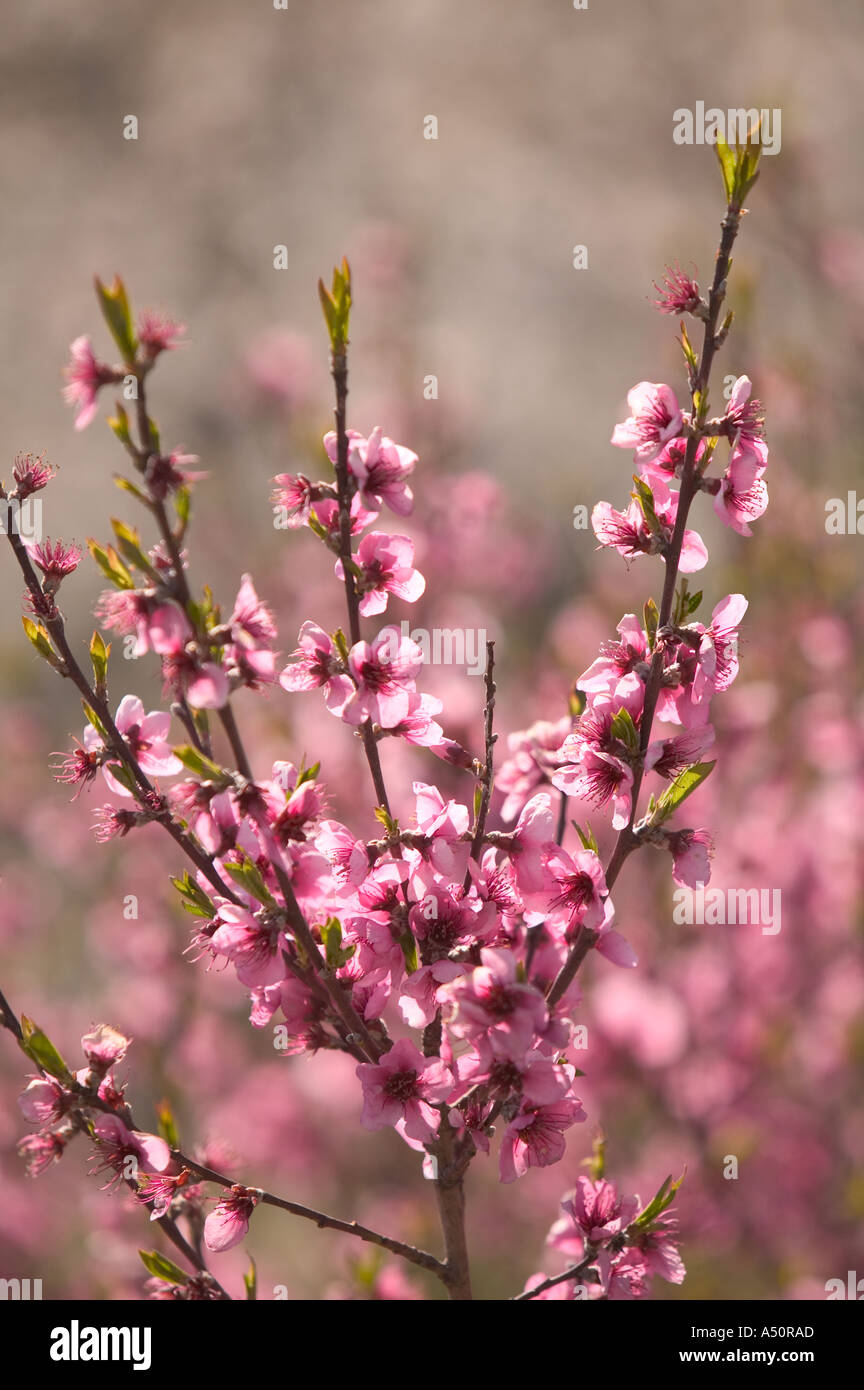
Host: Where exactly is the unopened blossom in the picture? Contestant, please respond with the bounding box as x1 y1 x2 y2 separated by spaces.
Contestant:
63 336 118 430
498 1094 586 1183
651 263 701 316
204 1185 261 1252
356 1037 452 1144
324 426 418 516
610 382 684 463
336 532 425 617
18 1076 67 1125
667 827 714 888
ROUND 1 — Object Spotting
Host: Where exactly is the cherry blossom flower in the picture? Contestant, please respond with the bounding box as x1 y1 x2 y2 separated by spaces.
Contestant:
610 382 684 463
714 440 769 535
356 1038 452 1144
204 1185 261 1252
83 694 181 797
592 478 707 572
651 264 701 316
439 947 549 1060
324 426 417 515
63 336 118 430
279 621 354 713
336 532 425 617
498 1095 586 1183
342 629 424 729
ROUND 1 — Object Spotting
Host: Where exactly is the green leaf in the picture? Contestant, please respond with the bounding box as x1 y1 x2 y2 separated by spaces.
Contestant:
172 744 228 783
318 259 352 351
175 486 191 531
110 518 158 580
320 916 355 969
643 598 659 650
107 405 131 446
679 321 698 373
21 617 63 671
223 854 276 907
572 821 599 854
399 928 418 974
568 687 586 719
155 1099 180 1150
114 474 149 505
610 707 639 754
295 761 320 787
631 475 661 535
138 1249 189 1286
18 1017 74 1084
95 275 138 364
244 1256 257 1301
170 872 217 918
715 136 737 203
633 1168 686 1230
331 627 350 664
89 630 110 694
88 540 135 591
653 761 716 823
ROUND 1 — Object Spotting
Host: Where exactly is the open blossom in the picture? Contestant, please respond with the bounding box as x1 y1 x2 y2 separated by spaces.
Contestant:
63 336 118 430
12 451 55 498
145 449 208 500
136 309 186 359
342 629 424 729
496 717 574 822
230 573 277 649
204 1185 261 1252
692 594 748 705
29 538 82 589
90 1115 171 1186
279 621 353 712
18 1131 67 1177
440 947 549 1060
356 1038 452 1144
592 478 707 572
324 426 417 515
651 263 701 316
543 846 608 931
209 903 286 987
83 694 181 797
336 532 425 617
722 374 764 452
81 1024 130 1072
270 472 314 528
549 1176 640 1254
498 1094 586 1183
714 440 768 535
610 382 684 463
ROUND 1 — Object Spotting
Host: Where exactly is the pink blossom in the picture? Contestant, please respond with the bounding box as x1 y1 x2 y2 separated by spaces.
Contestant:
18 1131 66 1177
81 1024 130 1071
440 947 549 1060
651 264 701 316
270 473 314 528
324 426 417 515
29 538 82 589
209 903 286 987
204 1185 261 1252
549 1176 640 1254
714 440 769 535
610 382 684 463
543 846 608 931
91 1115 171 1185
498 1095 586 1182
356 1038 452 1143
693 594 748 705
723 375 764 453
668 827 714 888
592 478 707 572
136 309 186 359
495 717 574 822
18 1076 66 1125
63 336 117 430
11 451 55 499
279 621 354 714
230 573 277 649
342 629 424 729
337 532 425 617
83 694 181 797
